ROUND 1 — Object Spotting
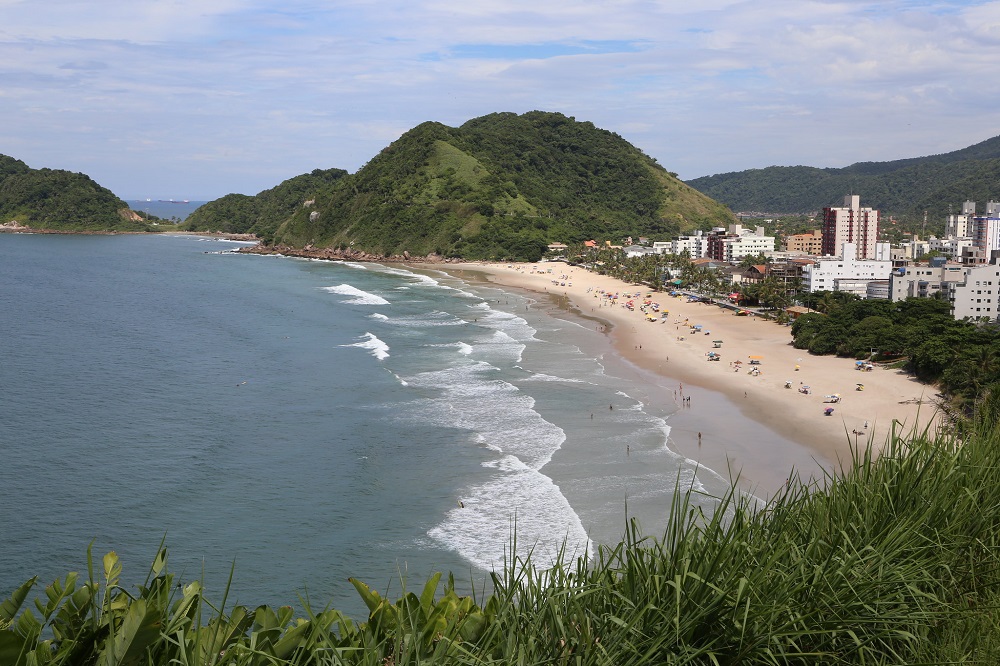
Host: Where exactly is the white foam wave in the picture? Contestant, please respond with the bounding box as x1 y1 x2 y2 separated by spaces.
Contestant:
401 362 565 470
342 262 369 270
370 313 389 321
322 284 390 305
428 459 592 572
428 341 474 356
460 330 527 365
370 265 455 290
479 309 538 343
341 332 389 360
520 372 586 384
374 311 465 328
383 267 444 288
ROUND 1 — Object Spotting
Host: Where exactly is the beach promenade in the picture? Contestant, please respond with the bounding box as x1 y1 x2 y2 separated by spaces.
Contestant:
448 261 941 487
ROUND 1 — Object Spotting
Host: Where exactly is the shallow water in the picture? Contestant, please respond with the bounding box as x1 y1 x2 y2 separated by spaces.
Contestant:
1 234 732 618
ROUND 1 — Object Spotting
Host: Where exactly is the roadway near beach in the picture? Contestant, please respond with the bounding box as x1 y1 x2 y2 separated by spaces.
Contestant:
449 261 941 493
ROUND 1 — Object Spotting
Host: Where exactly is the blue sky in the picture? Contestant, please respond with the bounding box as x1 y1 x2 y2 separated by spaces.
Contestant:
1 0 997 200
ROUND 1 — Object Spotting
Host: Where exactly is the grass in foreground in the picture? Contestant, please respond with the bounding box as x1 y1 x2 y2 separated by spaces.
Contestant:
5 402 1000 664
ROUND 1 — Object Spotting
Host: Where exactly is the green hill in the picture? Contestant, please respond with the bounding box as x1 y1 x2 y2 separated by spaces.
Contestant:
686 135 1000 223
181 168 348 240
250 111 737 261
0 155 143 231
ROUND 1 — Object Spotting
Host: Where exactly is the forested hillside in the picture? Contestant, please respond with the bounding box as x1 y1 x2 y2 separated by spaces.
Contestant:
181 169 347 241
687 135 1000 223
253 111 738 261
182 168 348 239
0 155 143 231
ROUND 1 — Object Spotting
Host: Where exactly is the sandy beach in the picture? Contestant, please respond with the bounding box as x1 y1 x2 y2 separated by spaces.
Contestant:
439 261 940 493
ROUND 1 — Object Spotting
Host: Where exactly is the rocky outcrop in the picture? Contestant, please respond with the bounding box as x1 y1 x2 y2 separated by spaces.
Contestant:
236 243 457 264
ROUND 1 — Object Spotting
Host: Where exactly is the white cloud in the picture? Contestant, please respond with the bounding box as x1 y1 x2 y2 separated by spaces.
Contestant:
0 0 997 196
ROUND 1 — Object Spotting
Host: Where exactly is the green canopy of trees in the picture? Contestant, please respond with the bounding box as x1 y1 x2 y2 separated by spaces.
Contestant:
182 168 348 241
687 133 1000 229
0 155 142 231
791 295 1000 407
243 112 737 261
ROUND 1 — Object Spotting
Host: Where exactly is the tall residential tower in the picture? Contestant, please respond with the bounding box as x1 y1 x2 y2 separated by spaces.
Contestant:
821 195 880 259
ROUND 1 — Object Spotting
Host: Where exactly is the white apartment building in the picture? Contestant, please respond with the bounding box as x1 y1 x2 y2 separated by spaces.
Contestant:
901 237 931 260
867 281 890 300
890 263 968 301
661 230 709 258
803 242 893 294
928 235 975 258
720 225 775 262
952 264 1000 321
946 200 976 238
972 201 1000 263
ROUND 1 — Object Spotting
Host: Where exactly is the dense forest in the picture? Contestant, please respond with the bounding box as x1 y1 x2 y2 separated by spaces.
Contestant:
687 134 1000 228
182 168 348 240
0 155 146 231
188 112 738 261
791 294 1000 411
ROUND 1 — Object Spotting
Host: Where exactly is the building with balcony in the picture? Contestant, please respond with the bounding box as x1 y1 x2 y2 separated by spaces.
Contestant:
803 242 892 295
821 195 880 259
784 230 823 254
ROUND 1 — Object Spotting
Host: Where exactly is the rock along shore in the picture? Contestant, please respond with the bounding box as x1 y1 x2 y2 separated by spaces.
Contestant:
236 243 463 264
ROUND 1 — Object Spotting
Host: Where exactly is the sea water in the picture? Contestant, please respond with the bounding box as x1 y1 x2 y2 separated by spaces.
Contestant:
0 234 729 618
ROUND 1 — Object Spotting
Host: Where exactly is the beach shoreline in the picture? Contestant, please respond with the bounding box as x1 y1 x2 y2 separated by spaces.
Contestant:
435 261 941 494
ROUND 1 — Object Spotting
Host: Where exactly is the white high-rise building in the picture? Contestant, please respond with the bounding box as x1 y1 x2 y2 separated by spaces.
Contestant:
946 200 976 238
972 201 1000 264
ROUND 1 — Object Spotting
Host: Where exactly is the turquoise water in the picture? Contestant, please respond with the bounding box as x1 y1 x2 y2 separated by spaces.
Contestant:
0 233 730 618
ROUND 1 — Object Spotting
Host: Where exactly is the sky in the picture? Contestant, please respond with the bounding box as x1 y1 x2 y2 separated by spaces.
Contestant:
2 0 998 200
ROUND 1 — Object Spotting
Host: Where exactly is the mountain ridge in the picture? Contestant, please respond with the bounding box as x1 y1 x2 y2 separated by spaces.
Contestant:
186 111 739 261
686 135 1000 221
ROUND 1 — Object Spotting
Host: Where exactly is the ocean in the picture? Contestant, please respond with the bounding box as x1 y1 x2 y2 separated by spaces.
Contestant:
0 233 734 618
125 200 208 222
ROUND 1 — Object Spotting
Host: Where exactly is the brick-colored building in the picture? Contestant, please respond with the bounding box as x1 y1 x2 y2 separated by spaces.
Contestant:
784 230 823 255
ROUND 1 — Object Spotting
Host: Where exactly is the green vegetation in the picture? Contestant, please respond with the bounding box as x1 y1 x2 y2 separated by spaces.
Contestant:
0 155 146 231
791 294 1000 411
687 134 1000 229
8 405 1000 663
263 112 736 261
182 168 348 241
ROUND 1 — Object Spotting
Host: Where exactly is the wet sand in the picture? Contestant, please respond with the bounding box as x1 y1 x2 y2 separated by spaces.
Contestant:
440 261 941 497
